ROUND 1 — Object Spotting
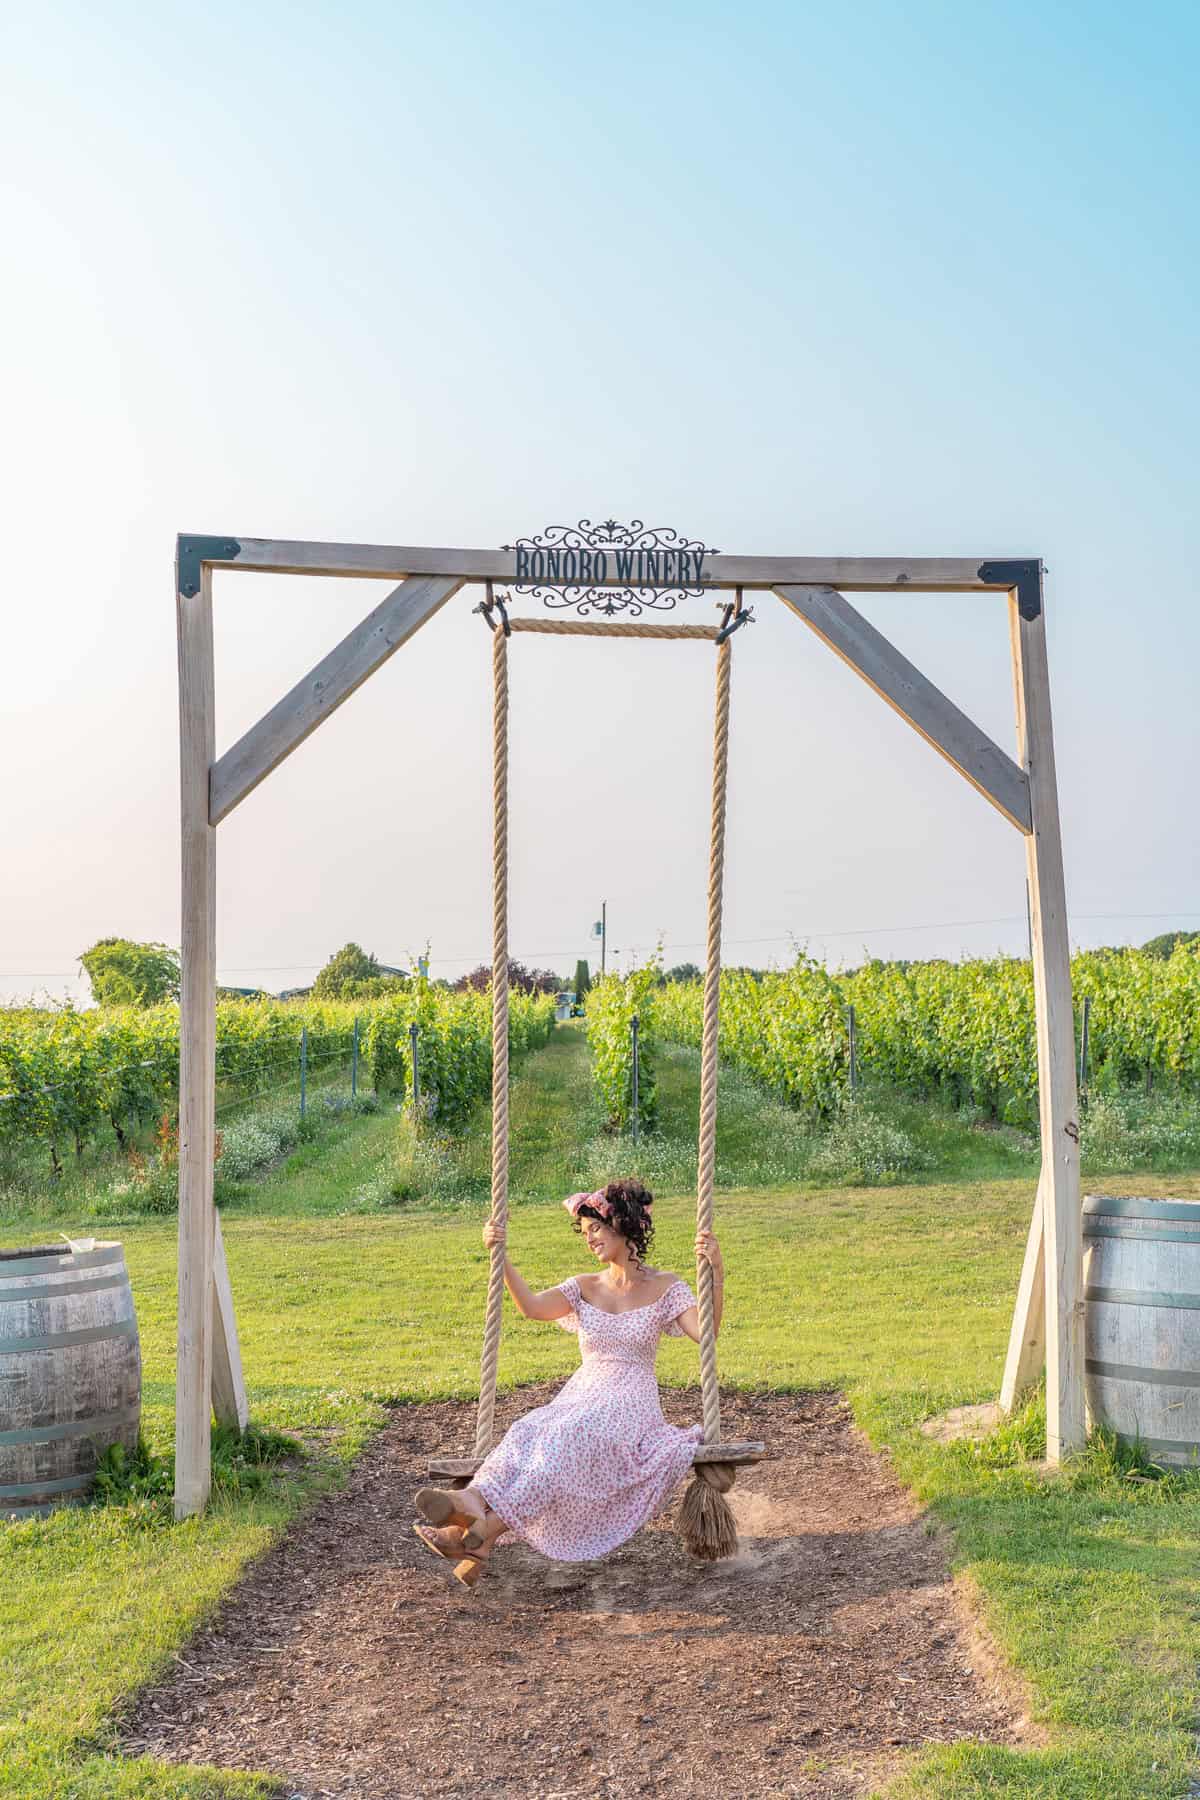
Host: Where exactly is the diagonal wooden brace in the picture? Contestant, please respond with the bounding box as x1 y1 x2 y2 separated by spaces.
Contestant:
211 1212 248 1432
774 584 1032 833
210 573 464 823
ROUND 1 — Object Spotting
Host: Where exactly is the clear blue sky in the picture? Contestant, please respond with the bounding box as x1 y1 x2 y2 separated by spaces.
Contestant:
2 0 1197 1001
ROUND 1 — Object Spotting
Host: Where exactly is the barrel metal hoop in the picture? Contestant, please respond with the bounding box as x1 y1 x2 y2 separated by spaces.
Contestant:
1086 1358 1200 1389
0 1274 131 1304
1084 1226 1200 1246
0 1248 125 1277
0 1470 95 1498
0 1406 140 1448
1083 1197 1200 1224
0 1319 138 1355
1086 1285 1200 1311
1110 1433 1200 1462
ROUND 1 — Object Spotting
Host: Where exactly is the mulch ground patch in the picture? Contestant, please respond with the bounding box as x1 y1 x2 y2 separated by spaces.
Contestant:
119 1389 1027 1798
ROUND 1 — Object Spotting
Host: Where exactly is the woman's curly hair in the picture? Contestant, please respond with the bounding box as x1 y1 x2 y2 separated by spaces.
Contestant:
573 1179 655 1263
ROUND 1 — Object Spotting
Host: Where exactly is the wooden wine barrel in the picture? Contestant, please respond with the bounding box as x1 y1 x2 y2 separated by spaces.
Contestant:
0 1241 142 1519
1083 1195 1200 1468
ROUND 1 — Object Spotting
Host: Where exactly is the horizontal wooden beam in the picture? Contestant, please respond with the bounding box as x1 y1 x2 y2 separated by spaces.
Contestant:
775 584 1032 834
210 573 463 824
427 1440 767 1481
180 533 1038 593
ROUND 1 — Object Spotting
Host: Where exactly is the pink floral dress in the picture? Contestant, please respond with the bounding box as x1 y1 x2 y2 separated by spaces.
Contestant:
471 1275 702 1561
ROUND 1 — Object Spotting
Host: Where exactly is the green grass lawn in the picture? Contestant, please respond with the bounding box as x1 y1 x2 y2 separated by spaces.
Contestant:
4 1028 1200 1796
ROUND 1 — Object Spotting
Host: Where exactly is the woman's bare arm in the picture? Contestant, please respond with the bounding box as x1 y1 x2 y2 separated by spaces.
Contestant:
482 1221 572 1320
672 1229 724 1345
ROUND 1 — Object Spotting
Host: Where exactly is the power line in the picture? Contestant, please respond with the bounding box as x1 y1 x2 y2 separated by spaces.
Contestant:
3 911 1198 982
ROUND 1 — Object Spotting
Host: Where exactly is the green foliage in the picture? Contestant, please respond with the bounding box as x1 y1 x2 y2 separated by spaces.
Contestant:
650 947 1200 1124
0 989 547 1173
357 979 555 1129
656 957 847 1118
843 954 1037 1116
658 947 1198 1124
313 942 383 997
89 1423 301 1516
573 959 591 1001
1079 1089 1200 1170
584 962 660 1130
1142 929 1200 960
78 939 180 1008
211 1106 301 1183
848 945 1200 1112
1071 942 1200 1089
662 962 701 984
807 1101 928 1183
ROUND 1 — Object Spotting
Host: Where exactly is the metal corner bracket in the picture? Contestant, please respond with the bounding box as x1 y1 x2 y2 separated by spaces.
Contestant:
177 535 242 599
977 559 1043 621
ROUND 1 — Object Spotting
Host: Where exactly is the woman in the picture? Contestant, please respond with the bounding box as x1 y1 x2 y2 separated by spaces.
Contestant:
413 1179 724 1589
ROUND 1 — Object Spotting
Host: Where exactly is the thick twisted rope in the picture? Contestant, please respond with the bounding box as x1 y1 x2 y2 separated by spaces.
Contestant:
474 618 509 1458
508 617 719 640
695 630 733 1445
472 602 735 1472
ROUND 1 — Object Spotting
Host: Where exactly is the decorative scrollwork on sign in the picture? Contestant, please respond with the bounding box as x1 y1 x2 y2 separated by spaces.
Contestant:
498 518 718 617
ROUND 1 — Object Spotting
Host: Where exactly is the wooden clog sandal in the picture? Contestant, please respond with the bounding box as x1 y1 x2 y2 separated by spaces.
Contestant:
413 1523 470 1563
413 1524 491 1591
451 1543 491 1591
415 1486 487 1547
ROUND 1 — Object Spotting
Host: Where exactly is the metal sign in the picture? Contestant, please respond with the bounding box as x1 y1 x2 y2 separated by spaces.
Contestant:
499 518 718 617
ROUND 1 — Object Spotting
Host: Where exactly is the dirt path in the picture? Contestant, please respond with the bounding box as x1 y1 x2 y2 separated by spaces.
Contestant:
119 1389 1025 1798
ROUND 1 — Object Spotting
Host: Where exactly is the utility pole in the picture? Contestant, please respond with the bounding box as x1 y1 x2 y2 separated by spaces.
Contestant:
593 902 607 977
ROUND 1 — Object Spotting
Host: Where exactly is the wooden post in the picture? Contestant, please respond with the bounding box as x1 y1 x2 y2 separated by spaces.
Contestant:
175 560 217 1519
631 1013 640 1142
1004 589 1084 1461
409 1022 420 1111
299 1026 308 1119
1078 995 1091 1094
847 1005 858 1096
351 1016 359 1099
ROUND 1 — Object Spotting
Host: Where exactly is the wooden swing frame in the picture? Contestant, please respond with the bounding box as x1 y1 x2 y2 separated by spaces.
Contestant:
174 535 1079 1520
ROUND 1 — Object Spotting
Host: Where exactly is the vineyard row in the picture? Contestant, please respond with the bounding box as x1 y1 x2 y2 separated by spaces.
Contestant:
584 945 1200 1128
0 989 557 1170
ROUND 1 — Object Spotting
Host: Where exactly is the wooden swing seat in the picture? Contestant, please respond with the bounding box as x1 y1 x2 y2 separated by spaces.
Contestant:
428 1440 765 1482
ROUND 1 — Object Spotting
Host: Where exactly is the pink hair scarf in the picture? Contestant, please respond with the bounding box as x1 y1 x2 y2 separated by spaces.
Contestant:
563 1189 611 1221
562 1189 652 1222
